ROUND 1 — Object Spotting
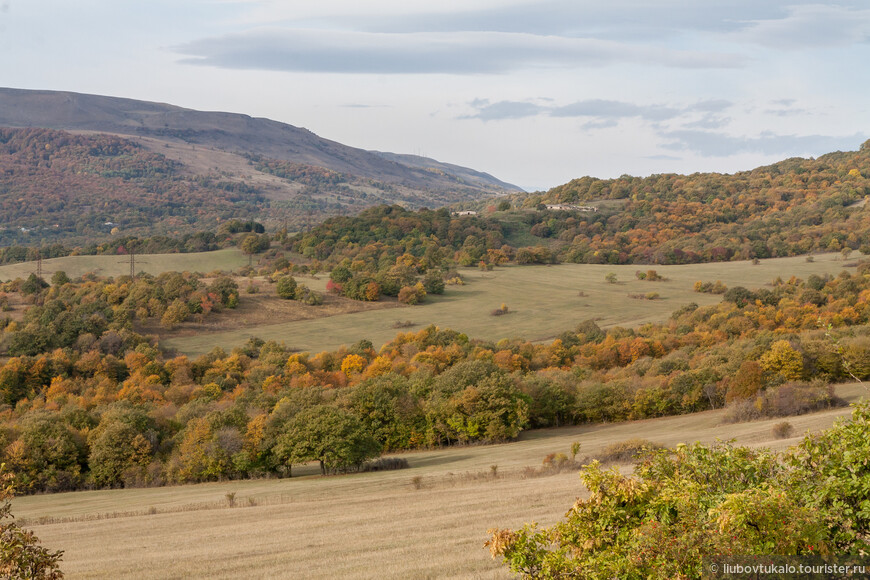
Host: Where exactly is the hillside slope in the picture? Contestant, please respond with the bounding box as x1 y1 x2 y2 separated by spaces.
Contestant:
0 87 520 194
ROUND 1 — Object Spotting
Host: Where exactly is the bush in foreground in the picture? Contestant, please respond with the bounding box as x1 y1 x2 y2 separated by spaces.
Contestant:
487 403 870 578
0 465 64 578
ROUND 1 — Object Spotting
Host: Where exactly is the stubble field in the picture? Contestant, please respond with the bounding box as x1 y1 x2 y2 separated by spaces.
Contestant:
16 383 865 579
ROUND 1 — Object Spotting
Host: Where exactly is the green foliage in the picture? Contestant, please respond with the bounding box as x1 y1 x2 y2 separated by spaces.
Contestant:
87 403 156 488
274 405 382 475
275 276 298 300
50 271 70 286
208 276 239 308
489 407 870 577
239 233 270 255
0 465 64 579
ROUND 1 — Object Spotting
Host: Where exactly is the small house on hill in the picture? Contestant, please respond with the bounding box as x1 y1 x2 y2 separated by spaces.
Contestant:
545 204 597 212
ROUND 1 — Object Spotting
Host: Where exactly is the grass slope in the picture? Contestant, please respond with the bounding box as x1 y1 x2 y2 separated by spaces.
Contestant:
166 252 860 357
16 383 865 579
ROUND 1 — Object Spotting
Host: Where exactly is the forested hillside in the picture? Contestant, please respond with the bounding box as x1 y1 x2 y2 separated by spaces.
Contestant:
0 128 265 244
0 125 519 247
518 140 870 263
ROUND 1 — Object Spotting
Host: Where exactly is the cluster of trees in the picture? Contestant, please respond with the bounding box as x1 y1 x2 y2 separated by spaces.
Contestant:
288 205 508 269
0 271 240 355
326 257 445 303
275 275 323 305
488 402 870 577
0 263 867 492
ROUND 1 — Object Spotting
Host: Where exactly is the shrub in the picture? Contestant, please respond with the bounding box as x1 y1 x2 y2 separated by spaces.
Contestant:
294 284 323 306
397 283 426 305
0 467 64 579
491 303 510 316
276 276 297 300
772 421 794 439
361 457 409 472
487 403 870 579
723 383 846 423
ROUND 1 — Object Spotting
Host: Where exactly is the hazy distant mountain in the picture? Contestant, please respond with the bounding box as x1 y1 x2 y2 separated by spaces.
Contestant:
0 87 521 195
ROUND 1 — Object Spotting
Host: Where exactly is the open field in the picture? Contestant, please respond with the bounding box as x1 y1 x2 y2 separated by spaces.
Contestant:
152 275 398 341
16 383 866 579
0 248 249 281
166 251 862 357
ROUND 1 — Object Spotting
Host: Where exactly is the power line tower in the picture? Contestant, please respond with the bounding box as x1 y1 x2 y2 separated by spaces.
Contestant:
119 248 147 280
36 252 43 279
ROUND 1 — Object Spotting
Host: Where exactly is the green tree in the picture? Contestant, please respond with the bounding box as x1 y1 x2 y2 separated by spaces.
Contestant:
50 271 70 286
276 276 298 300
239 233 270 255
160 299 190 329
274 405 381 475
208 277 239 308
87 404 155 488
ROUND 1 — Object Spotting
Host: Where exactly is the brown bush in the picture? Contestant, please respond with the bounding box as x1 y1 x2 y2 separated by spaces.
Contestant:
723 382 846 423
596 438 664 463
772 421 794 439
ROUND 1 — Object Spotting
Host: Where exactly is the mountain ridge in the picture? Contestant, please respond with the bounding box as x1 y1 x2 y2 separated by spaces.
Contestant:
0 87 522 194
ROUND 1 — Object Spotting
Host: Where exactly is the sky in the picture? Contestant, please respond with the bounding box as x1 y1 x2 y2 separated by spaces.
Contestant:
1 1 869 191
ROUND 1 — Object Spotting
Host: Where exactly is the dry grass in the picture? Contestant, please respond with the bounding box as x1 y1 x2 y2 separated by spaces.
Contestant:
166 251 860 356
152 275 398 343
0 248 248 282
16 383 864 579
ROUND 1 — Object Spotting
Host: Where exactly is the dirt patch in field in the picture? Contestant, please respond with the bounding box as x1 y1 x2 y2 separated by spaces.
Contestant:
143 277 400 341
0 291 29 323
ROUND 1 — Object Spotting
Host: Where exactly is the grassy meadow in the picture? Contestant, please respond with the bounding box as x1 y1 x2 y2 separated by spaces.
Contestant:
0 248 248 281
166 252 860 357
16 383 865 579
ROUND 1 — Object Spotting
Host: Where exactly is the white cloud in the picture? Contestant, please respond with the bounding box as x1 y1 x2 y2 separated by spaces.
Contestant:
659 130 867 157
176 28 745 74
737 4 870 49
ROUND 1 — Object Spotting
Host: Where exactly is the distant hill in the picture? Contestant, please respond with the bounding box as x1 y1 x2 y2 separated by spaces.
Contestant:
0 87 520 195
291 142 870 270
0 88 520 244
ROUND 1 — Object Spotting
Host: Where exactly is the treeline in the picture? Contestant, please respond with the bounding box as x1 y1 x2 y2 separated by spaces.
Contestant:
0 220 266 266
0 264 868 492
0 270 239 356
